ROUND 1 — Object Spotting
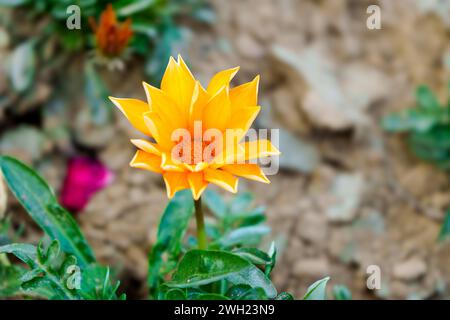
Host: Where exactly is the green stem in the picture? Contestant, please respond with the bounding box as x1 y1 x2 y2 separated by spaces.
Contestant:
194 197 207 250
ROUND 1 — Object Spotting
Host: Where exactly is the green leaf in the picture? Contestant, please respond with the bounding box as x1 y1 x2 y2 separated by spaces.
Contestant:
226 206 266 228
416 85 441 110
303 277 330 300
165 288 186 300
8 41 36 93
168 250 277 298
195 293 230 300
148 190 194 297
203 189 227 218
145 23 183 81
115 0 155 17
0 264 26 297
226 284 252 299
230 192 254 214
333 284 352 300
80 265 122 300
265 242 277 277
217 225 270 248
0 243 37 267
382 109 437 133
232 248 271 265
226 284 267 300
0 0 29 6
0 156 96 267
438 209 450 242
85 63 112 125
275 292 294 300
1 240 80 299
1 239 122 300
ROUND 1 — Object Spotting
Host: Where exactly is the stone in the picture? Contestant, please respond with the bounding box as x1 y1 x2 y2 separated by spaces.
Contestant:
235 33 265 59
325 174 365 222
293 257 329 278
277 129 320 173
393 258 427 281
270 45 390 130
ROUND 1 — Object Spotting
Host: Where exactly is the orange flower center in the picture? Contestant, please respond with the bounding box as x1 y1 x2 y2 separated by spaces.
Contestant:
176 137 217 165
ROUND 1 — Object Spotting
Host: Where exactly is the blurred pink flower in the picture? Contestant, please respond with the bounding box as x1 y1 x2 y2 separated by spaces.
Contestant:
60 157 114 213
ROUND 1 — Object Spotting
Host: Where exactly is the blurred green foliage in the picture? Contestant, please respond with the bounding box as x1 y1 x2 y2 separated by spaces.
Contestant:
383 84 450 170
383 84 450 242
1 0 212 81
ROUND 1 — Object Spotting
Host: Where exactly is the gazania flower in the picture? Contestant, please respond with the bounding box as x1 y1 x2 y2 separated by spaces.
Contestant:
110 55 280 200
89 4 133 57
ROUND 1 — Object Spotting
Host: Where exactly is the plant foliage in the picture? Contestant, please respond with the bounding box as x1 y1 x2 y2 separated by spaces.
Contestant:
0 156 330 300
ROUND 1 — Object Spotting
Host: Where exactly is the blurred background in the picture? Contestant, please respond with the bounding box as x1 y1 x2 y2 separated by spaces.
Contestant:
1 0 450 299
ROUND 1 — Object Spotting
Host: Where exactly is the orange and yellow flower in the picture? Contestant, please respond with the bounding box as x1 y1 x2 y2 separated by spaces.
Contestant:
110 55 280 200
89 4 133 57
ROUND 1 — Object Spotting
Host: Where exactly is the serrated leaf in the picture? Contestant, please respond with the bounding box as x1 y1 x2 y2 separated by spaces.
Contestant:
0 156 95 267
303 277 330 300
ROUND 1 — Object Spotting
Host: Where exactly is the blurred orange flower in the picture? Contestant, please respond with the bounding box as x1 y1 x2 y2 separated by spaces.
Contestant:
90 4 133 57
110 56 280 200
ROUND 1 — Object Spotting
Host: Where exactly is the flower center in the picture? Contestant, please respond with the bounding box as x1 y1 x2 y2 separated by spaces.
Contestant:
176 137 216 165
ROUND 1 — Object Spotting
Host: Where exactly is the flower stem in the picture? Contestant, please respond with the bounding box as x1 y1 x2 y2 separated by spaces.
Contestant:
194 197 207 250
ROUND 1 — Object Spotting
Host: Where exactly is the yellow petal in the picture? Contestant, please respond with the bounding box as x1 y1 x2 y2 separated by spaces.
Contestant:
227 106 261 141
187 172 208 200
109 97 151 136
229 75 259 112
221 164 270 184
239 139 280 162
188 81 210 132
163 172 189 198
130 139 161 156
207 66 240 95
143 112 174 151
211 141 245 168
142 82 185 129
161 153 185 172
203 86 231 131
161 56 195 123
178 55 196 84
183 161 210 172
129 150 162 173
204 168 238 193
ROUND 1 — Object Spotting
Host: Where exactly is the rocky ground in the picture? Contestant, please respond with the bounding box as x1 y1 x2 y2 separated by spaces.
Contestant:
2 0 450 299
